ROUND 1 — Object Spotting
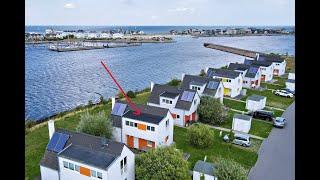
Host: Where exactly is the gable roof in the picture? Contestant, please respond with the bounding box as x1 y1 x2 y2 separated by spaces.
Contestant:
245 66 260 78
258 54 285 63
247 94 266 102
250 60 273 67
234 114 252 121
193 160 216 176
180 74 222 97
148 84 197 111
207 68 241 79
40 129 127 171
228 63 250 71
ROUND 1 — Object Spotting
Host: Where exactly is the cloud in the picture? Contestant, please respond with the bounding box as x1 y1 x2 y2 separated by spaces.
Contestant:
168 7 195 13
151 15 159 20
64 3 75 9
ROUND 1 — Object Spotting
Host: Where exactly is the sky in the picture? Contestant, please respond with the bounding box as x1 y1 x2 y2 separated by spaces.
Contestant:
25 0 295 26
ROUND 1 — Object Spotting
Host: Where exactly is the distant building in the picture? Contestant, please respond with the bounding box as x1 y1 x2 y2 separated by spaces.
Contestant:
112 33 124 38
40 120 135 180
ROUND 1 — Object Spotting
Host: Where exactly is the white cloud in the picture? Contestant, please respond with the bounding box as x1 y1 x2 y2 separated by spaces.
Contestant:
168 7 195 13
151 15 159 20
64 3 75 9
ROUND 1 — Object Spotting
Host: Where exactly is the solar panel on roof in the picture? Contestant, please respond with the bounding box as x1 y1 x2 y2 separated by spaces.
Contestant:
47 132 60 151
181 91 194 102
207 70 213 77
53 133 70 153
248 67 258 74
111 103 127 116
207 81 219 89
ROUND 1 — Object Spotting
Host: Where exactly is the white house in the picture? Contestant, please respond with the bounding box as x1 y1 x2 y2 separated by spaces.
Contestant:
232 114 252 133
227 63 262 89
257 54 287 76
112 33 124 38
286 73 295 92
206 68 243 98
180 74 224 103
288 73 295 80
246 95 267 112
147 83 201 127
193 160 218 180
40 120 135 180
110 100 174 151
100 33 112 39
244 59 274 82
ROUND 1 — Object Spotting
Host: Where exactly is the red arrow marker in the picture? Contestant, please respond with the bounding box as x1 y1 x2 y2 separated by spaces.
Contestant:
101 61 141 116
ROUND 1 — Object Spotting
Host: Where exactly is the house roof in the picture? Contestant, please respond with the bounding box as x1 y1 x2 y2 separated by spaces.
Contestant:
40 129 127 171
286 79 295 83
247 94 266 102
251 60 273 67
160 92 180 99
193 160 216 176
234 114 252 121
207 68 241 79
227 63 250 71
245 66 260 78
258 54 285 63
180 74 222 97
148 84 198 111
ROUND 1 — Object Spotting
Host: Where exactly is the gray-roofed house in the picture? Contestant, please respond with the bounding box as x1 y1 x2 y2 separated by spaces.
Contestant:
193 160 218 180
206 68 243 98
180 74 224 103
40 120 135 180
147 82 201 127
257 54 287 76
110 97 174 151
244 57 275 82
228 63 262 89
246 94 267 112
232 113 253 133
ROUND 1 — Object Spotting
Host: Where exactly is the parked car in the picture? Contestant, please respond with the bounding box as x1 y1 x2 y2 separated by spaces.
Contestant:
281 88 295 95
232 133 251 147
248 110 274 121
273 117 286 128
274 90 294 98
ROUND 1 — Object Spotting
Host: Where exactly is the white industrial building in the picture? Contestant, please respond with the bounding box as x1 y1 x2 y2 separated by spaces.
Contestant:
180 74 224 103
193 160 218 180
246 94 267 112
206 68 243 98
147 83 201 127
40 120 135 180
232 114 253 133
110 99 174 151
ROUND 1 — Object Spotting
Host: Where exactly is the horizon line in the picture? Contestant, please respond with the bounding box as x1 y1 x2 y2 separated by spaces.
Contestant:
25 24 295 27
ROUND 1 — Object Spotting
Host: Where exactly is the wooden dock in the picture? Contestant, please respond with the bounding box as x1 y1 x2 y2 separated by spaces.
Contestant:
203 43 259 58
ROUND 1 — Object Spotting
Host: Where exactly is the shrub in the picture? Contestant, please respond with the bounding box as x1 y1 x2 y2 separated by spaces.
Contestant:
188 124 214 148
127 90 136 98
199 69 206 76
117 91 124 99
136 146 190 180
76 111 113 139
215 158 247 180
166 78 181 87
198 96 227 125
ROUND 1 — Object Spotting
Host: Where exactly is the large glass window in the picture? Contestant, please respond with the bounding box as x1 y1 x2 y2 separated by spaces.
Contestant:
151 127 155 131
97 172 102 179
91 170 97 177
63 161 68 168
75 165 80 172
69 163 74 170
126 121 129 126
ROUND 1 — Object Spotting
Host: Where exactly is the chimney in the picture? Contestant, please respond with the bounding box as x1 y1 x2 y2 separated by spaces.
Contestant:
205 67 209 74
181 73 185 81
150 81 155 91
111 97 115 110
48 120 55 140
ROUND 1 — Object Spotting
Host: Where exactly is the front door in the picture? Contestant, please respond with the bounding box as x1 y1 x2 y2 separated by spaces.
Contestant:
224 88 230 96
260 75 266 82
127 135 134 148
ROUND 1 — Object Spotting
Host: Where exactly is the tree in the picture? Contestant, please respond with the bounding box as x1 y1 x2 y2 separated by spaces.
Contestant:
214 158 247 180
166 78 181 87
188 124 214 148
127 90 136 98
136 146 190 180
199 69 206 76
76 111 113 139
198 96 227 125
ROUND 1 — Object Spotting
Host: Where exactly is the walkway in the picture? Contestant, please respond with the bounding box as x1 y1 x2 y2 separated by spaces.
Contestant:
248 102 295 180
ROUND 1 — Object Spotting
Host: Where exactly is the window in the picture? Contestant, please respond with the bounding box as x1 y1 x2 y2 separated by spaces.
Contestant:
75 165 80 172
177 115 180 119
166 120 169 127
194 99 197 105
91 170 97 177
126 121 129 126
129 122 134 127
63 161 68 168
97 172 102 179
69 163 74 170
134 123 137 127
124 156 127 166
165 99 169 104
147 126 150 131
162 99 165 103
197 87 200 90
147 140 153 146
151 127 155 131
169 100 172 104
121 157 127 174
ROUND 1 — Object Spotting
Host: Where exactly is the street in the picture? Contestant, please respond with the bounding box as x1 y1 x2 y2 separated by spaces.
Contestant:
248 102 295 180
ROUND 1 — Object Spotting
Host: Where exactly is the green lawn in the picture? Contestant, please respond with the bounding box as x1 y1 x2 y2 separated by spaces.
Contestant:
260 82 285 90
223 98 246 111
25 92 151 180
241 88 294 109
173 126 259 171
249 119 273 138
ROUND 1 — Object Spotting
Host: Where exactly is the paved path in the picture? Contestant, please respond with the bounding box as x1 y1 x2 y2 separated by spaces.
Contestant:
248 102 295 180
